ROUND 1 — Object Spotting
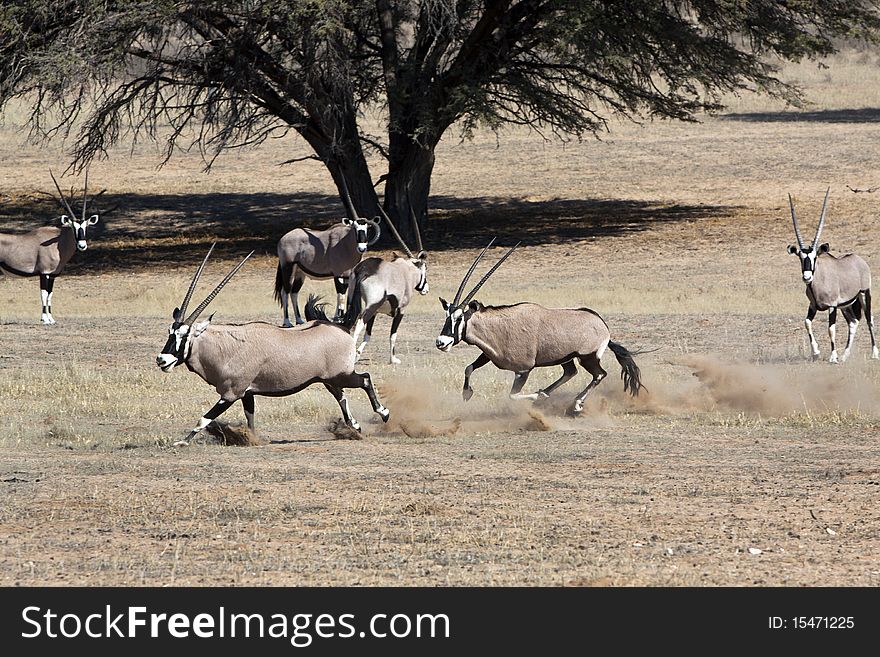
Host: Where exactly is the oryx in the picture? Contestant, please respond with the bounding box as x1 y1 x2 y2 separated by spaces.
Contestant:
274 178 381 326
787 189 878 363
349 201 428 364
0 170 100 324
157 244 390 446
436 240 644 415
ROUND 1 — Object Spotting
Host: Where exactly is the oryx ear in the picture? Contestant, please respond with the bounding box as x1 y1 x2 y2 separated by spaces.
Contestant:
60 215 71 226
819 243 830 254
87 214 99 225
439 297 449 311
787 245 798 255
467 300 483 312
173 307 182 322
417 250 428 260
342 217 353 226
192 313 214 337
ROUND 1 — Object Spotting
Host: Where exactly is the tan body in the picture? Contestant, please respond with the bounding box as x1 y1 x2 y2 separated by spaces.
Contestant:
186 320 358 400
350 255 429 364
806 252 872 311
0 226 76 276
463 303 610 371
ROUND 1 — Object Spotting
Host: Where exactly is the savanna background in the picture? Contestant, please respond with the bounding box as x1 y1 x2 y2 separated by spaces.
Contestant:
2 49 880 586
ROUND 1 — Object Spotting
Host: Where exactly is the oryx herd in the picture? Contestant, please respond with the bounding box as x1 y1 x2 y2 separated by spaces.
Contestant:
1 172 877 444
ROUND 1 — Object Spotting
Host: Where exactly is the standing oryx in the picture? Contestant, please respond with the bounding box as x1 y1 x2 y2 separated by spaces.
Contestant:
787 189 878 363
436 240 644 415
275 179 381 326
349 202 428 364
0 171 100 324
158 244 390 446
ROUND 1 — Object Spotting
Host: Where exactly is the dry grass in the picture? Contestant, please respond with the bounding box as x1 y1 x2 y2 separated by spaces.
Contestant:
2 50 880 586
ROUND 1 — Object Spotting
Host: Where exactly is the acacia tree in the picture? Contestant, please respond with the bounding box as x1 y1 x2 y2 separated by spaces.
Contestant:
1 1 878 242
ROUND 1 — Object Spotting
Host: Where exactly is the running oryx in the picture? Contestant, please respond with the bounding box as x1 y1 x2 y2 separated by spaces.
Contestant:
436 240 644 415
157 244 390 446
349 202 428 364
274 178 381 326
787 188 878 363
0 171 100 324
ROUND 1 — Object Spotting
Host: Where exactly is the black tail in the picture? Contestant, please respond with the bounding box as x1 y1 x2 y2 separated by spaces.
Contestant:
303 275 363 332
608 340 644 397
273 263 292 307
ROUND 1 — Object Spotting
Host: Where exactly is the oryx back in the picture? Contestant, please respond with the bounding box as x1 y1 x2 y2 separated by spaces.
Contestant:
278 224 359 278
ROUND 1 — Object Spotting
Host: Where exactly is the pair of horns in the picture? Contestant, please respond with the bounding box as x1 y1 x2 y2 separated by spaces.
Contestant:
177 243 254 326
451 238 520 310
50 168 93 221
789 187 830 249
375 187 425 258
338 174 381 244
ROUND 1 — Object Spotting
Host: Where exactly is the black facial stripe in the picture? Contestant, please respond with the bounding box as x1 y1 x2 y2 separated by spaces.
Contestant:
76 227 86 241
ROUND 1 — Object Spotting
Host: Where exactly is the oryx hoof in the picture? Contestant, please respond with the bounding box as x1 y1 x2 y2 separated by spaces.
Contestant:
378 407 390 423
173 440 190 448
40 315 56 325
565 404 584 418
810 352 820 362
535 390 551 404
829 353 839 364
462 388 474 402
390 356 402 365
872 347 879 360
281 320 293 328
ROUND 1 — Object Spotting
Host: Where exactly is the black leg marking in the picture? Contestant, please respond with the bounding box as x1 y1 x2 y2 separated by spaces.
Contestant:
179 398 233 445
463 353 490 401
329 372 390 422
242 392 255 431
829 306 839 362
805 305 819 360
864 289 878 357
334 276 348 294
291 274 305 325
569 355 607 415
323 383 359 429
539 360 578 398
389 311 404 363
365 314 377 338
508 370 532 399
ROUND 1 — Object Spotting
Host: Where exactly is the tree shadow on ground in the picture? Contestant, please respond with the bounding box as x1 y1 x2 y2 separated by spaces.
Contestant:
0 191 736 274
721 107 880 123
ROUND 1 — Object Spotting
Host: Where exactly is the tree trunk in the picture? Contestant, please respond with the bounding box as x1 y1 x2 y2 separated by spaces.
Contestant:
381 141 437 251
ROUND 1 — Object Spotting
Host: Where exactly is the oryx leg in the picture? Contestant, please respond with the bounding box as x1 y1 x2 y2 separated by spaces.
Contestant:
242 392 255 431
40 274 56 325
176 397 234 446
536 360 579 400
389 310 404 365
509 370 539 401
323 383 360 431
568 355 607 416
334 276 348 321
290 272 306 325
331 372 390 423
355 307 380 357
828 306 839 364
841 303 860 363
863 289 879 359
804 306 820 360
463 353 490 401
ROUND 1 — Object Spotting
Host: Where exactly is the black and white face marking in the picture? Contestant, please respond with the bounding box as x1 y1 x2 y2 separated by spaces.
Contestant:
61 214 99 251
414 260 429 294
156 310 191 372
343 217 371 253
788 243 829 283
436 298 466 351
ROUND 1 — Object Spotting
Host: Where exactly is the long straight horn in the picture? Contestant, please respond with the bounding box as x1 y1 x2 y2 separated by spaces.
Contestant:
812 186 830 248
185 250 255 325
49 169 77 219
376 204 413 258
452 238 496 308
406 186 424 253
788 193 804 248
179 242 216 319
338 174 357 220
460 242 520 308
81 167 89 220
